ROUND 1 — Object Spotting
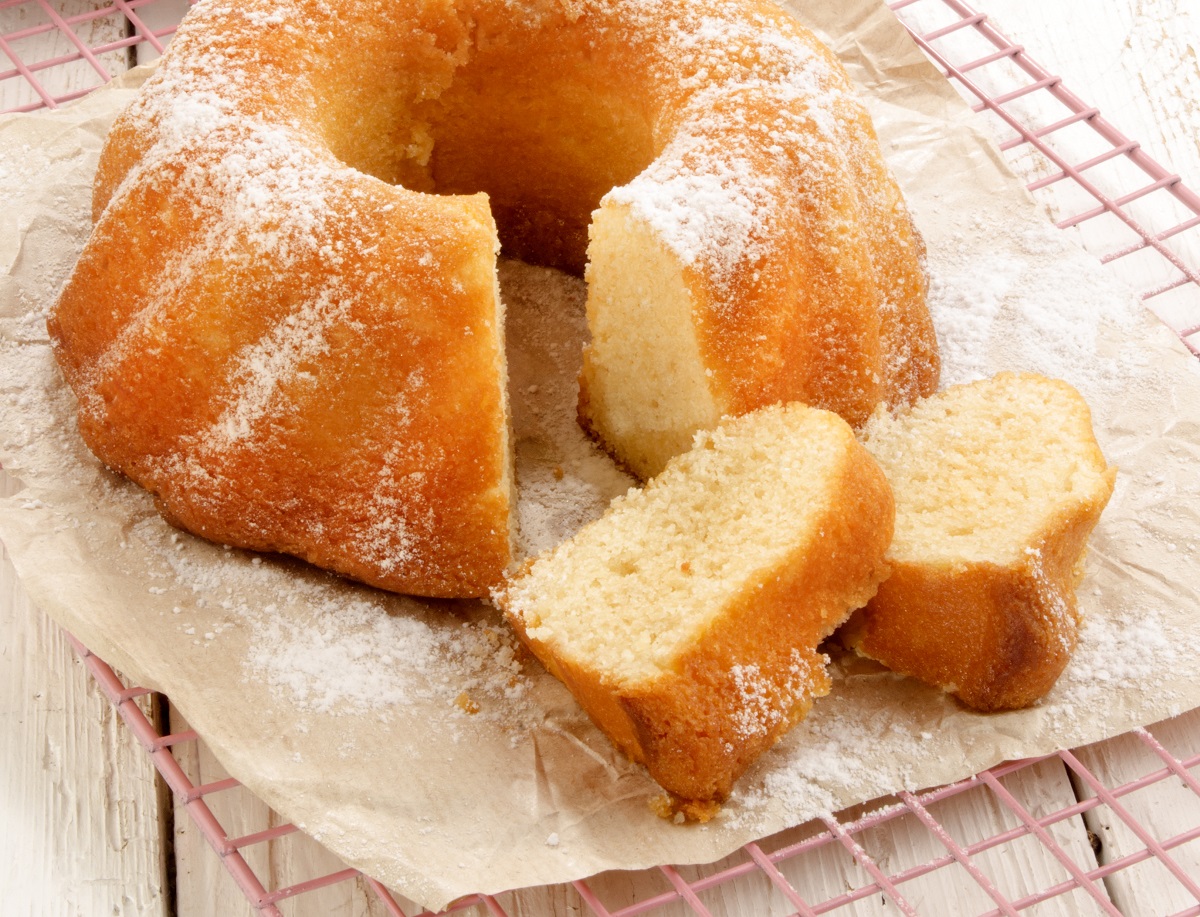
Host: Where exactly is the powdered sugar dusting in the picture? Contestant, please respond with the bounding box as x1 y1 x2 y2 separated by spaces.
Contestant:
925 216 1142 394
730 649 822 741
605 11 849 284
730 663 776 740
205 125 335 262
133 513 535 728
722 603 1193 830
208 284 359 447
2 0 1199 900
351 443 425 576
79 112 354 431
502 260 635 558
1048 602 1194 726
613 138 776 275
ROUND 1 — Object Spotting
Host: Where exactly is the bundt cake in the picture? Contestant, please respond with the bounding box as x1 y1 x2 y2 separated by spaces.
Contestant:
48 0 937 597
839 373 1116 711
498 403 895 804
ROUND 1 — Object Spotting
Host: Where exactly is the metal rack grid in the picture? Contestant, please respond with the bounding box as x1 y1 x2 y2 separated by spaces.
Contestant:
0 0 183 111
889 0 1200 353
74 634 1200 917
6 0 1200 914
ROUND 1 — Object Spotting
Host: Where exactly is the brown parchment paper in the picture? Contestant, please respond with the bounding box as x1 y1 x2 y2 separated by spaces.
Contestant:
2 1 1200 909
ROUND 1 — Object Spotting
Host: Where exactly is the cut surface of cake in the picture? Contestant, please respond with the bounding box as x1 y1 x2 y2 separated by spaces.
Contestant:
499 402 895 804
840 373 1116 711
581 69 938 481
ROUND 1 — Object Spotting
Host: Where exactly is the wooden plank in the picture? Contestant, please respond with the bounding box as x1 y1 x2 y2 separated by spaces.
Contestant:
1 6 167 908
1071 708 1200 917
751 761 1107 916
503 760 1104 916
0 0 130 111
130 0 189 66
976 0 1200 194
161 750 1107 916
896 0 1200 338
169 705 406 917
0 471 169 916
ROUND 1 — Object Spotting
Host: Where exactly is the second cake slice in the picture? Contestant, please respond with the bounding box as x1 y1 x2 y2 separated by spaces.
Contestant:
498 402 894 805
840 373 1116 711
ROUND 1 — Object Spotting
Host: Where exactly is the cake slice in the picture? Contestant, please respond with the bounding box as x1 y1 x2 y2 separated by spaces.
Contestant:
839 373 1116 711
498 403 894 805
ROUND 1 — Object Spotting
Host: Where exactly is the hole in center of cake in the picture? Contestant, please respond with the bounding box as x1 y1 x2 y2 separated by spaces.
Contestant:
425 80 657 276
315 27 658 277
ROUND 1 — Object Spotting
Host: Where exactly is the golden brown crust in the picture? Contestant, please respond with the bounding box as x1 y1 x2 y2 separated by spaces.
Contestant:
572 2 939 478
686 77 938 428
620 452 893 801
685 87 886 429
825 90 938 409
50 0 933 596
842 497 1110 711
50 0 510 598
501 412 895 802
52 133 511 598
841 375 1116 711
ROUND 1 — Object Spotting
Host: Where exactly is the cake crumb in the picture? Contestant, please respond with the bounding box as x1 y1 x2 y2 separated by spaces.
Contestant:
651 793 721 824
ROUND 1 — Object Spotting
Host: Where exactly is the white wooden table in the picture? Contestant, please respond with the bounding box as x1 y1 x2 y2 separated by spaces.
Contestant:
3 1 1200 915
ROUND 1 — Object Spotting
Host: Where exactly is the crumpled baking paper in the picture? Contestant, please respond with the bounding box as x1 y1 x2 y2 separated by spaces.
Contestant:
1 0 1199 909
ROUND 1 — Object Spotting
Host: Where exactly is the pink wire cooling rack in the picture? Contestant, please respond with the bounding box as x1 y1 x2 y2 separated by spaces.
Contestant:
5 0 1200 914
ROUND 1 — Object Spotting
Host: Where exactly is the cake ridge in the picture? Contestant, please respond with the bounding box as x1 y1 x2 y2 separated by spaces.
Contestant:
50 0 936 596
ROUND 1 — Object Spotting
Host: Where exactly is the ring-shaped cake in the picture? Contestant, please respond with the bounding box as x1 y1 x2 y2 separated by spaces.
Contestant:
49 0 939 598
